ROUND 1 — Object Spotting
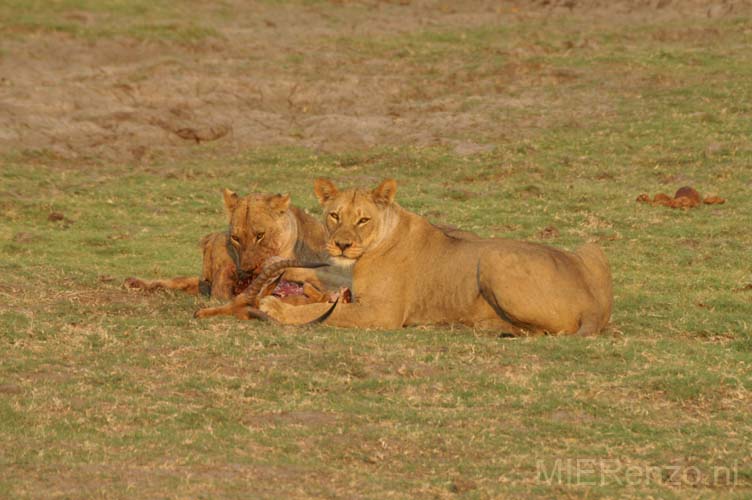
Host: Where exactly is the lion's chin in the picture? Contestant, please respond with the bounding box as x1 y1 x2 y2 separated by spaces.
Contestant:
330 256 357 268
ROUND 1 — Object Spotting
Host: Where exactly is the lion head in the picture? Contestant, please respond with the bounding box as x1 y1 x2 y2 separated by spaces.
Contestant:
222 189 296 273
313 178 398 265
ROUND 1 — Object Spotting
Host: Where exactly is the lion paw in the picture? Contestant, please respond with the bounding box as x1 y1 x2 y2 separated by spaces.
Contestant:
193 308 211 319
259 295 289 322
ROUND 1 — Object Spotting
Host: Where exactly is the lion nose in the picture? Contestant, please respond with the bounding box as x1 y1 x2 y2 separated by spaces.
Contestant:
335 241 352 252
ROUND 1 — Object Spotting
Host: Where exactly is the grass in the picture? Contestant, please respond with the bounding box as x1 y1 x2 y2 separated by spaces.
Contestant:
1 2 752 498
0 0 219 41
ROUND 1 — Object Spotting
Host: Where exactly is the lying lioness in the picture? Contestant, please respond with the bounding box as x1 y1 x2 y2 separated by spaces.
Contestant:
260 178 613 335
125 188 349 301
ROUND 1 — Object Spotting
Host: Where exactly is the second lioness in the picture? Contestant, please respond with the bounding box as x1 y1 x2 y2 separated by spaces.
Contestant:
126 189 349 300
260 178 613 335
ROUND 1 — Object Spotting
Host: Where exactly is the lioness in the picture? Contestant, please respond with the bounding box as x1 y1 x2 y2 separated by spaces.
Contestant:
260 178 613 335
125 189 348 301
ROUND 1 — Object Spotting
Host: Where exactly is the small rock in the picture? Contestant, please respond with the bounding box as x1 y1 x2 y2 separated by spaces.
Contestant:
519 185 543 199
449 477 477 494
705 142 723 156
538 226 560 239
0 384 22 394
12 232 34 243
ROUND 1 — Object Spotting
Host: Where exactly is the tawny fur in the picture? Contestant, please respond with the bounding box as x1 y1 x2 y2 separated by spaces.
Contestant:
260 178 613 336
124 189 349 301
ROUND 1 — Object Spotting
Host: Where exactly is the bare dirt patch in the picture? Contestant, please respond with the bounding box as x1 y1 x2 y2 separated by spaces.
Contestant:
2 0 748 162
4 463 322 499
242 410 341 428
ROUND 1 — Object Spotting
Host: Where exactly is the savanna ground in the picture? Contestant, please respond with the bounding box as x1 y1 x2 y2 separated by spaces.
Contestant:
1 0 752 497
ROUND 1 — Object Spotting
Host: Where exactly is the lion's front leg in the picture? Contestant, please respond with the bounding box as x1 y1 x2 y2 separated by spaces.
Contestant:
259 296 335 325
207 266 236 300
124 276 200 294
260 296 403 329
194 302 236 319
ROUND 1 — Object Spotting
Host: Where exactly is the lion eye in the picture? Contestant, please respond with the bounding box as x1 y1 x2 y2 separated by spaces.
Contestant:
255 232 265 242
357 217 371 225
329 212 340 222
230 235 241 246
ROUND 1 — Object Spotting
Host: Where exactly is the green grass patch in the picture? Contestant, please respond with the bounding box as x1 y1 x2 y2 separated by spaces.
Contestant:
1 2 752 498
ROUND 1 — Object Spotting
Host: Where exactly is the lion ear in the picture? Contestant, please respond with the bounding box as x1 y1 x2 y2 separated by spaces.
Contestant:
372 179 397 205
267 193 291 214
314 178 338 205
223 188 239 214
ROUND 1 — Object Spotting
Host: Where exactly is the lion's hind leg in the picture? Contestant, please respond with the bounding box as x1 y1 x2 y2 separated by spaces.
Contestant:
124 276 200 295
194 301 271 321
476 254 581 335
475 288 534 337
194 288 269 320
193 302 235 319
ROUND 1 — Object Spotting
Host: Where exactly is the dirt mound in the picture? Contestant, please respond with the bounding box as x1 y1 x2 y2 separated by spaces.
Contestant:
636 186 726 209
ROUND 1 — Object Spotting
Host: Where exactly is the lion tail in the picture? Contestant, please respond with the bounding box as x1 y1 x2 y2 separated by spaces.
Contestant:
575 243 613 332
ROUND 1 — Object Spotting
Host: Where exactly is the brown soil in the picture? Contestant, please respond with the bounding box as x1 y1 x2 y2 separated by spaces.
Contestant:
1 0 748 162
